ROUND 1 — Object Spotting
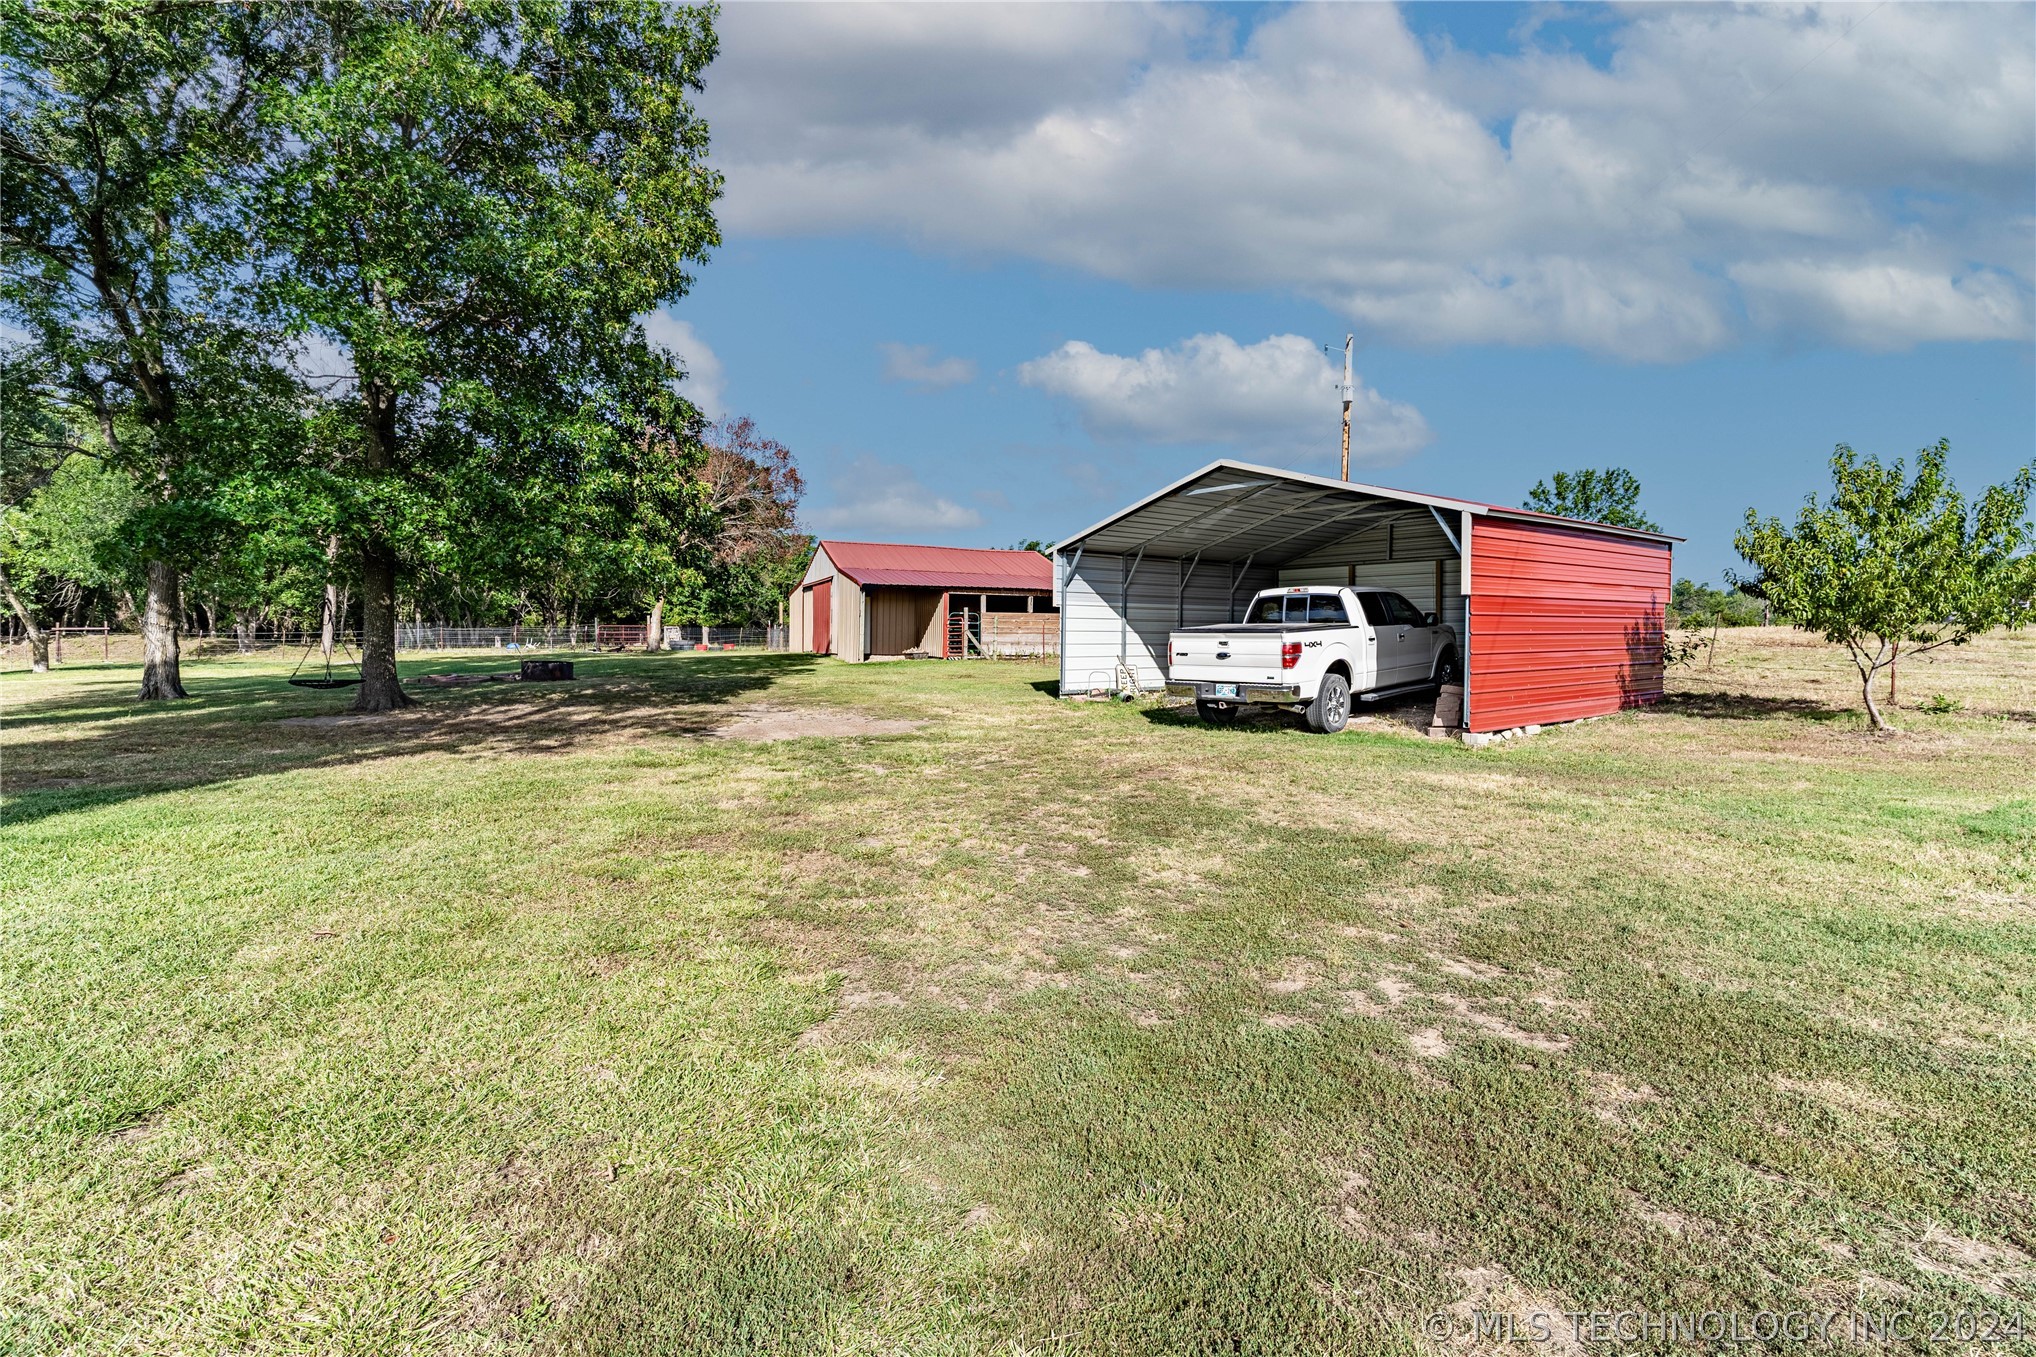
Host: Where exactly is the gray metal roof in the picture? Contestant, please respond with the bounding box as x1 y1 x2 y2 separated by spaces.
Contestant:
1055 460 1676 563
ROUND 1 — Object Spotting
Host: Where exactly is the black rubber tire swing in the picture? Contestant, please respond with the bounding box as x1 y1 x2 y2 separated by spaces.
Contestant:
286 597 363 689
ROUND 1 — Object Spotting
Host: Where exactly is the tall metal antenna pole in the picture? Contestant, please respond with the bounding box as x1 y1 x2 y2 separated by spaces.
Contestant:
1339 334 1353 481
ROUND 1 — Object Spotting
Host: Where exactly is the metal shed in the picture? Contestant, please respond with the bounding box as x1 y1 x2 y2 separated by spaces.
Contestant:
791 541 1056 661
1051 461 1677 733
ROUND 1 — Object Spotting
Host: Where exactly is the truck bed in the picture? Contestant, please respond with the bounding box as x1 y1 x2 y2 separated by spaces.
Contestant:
1171 622 1346 633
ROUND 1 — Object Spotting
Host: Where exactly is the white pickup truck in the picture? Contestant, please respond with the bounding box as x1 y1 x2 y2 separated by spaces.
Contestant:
1164 586 1459 733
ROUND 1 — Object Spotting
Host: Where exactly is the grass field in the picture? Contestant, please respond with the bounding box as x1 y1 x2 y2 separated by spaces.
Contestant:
3 629 2033 1355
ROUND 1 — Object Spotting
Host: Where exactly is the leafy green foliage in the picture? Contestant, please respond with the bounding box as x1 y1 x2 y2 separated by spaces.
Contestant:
1670 578 1766 627
0 348 79 510
256 0 724 706
1 452 139 606
2 0 304 694
670 418 807 626
1662 624 1712 669
1524 468 1660 533
1733 440 2036 730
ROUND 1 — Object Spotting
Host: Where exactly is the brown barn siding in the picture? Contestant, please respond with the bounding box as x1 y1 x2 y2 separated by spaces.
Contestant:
868 589 939 656
790 585 811 652
838 582 865 660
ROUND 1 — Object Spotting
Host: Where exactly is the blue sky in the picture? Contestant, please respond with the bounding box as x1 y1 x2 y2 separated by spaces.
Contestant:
658 2 2035 584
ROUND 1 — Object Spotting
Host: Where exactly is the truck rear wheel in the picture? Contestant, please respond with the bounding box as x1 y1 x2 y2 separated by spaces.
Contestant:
1305 672 1350 734
1196 701 1238 725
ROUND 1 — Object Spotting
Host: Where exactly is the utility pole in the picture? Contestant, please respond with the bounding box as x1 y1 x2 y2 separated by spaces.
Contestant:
1338 334 1353 481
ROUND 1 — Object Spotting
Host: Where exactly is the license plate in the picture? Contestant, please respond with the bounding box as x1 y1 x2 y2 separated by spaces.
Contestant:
1206 683 1239 698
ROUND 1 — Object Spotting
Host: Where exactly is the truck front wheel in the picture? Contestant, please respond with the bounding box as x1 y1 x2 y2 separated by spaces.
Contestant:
1196 701 1239 725
1305 673 1351 734
1432 646 1459 686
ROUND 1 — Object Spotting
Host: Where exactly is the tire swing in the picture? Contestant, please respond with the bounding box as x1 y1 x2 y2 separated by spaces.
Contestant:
286 599 363 690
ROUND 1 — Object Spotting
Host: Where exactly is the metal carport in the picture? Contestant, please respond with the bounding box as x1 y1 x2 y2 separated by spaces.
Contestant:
1052 461 1677 733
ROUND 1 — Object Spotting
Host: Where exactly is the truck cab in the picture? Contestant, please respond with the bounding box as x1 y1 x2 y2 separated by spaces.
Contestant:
1164 586 1458 733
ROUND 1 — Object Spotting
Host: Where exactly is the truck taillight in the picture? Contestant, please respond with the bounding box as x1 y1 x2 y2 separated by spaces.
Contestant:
1281 641 1301 669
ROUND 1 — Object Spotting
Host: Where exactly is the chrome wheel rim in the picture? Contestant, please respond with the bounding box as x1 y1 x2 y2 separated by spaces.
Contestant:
1327 686 1347 725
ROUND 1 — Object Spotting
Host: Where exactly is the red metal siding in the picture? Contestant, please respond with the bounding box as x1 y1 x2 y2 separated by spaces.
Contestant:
1466 518 1670 732
810 578 832 655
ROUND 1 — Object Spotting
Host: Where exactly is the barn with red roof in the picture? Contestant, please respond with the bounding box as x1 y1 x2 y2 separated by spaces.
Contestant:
790 540 1057 661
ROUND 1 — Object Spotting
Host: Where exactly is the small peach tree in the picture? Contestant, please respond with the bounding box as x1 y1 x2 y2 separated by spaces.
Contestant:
1733 441 2033 732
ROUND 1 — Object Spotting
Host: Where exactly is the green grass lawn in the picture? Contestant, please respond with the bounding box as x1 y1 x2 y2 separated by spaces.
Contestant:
3 632 2033 1355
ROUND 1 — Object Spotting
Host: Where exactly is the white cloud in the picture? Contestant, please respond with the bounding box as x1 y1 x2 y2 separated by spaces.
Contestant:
701 3 2035 358
878 342 977 390
803 456 985 534
1729 259 2029 348
638 311 726 419
1018 332 1432 466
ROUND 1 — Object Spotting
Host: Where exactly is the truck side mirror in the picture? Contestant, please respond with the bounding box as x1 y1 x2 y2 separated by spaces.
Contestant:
1423 612 1438 626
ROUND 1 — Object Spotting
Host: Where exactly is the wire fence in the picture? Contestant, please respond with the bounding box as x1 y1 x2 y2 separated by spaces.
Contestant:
1 622 791 664
392 624 784 651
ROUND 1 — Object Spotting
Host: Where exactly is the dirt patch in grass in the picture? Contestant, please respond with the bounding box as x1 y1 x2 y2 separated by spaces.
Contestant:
156 1163 216 1196
1773 1075 1904 1121
711 706 927 742
1408 1029 1452 1059
1907 1225 2036 1298
104 1115 159 1146
1454 1005 1573 1054
1622 1190 1719 1243
1433 954 1507 982
1441 1265 1584 1356
1580 1071 1660 1126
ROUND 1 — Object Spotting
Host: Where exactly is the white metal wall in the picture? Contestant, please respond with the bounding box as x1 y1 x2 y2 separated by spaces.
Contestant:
1277 516 1466 654
1057 551 1277 694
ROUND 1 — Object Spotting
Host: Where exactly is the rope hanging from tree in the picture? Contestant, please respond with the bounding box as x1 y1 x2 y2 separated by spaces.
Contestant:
286 596 363 689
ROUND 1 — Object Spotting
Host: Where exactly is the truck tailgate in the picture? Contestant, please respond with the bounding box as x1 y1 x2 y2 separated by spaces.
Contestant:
1167 631 1285 685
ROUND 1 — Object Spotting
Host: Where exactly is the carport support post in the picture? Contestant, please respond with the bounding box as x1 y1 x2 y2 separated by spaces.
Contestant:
1118 548 1145 682
1227 553 1256 618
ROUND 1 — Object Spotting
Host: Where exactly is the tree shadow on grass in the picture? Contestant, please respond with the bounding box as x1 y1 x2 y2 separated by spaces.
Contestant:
0 651 820 829
1655 690 1850 722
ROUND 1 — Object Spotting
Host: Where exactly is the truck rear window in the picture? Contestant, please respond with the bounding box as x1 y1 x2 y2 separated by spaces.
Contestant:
1250 593 1342 624
1247 596 1293 624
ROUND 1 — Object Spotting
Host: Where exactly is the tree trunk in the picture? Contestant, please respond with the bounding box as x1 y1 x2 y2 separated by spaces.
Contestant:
1861 665 1890 733
139 560 189 700
321 579 339 670
0 560 51 673
645 597 665 651
352 542 412 712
